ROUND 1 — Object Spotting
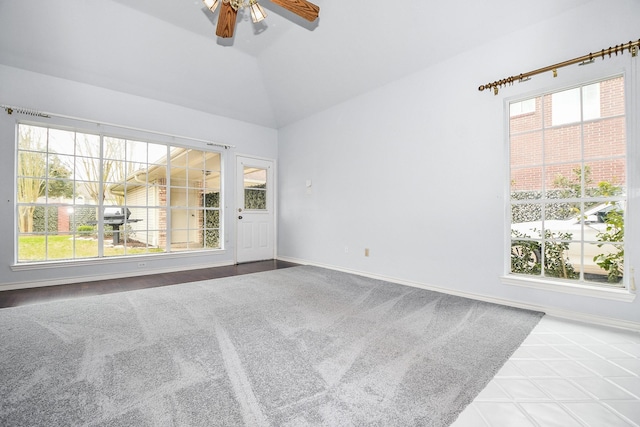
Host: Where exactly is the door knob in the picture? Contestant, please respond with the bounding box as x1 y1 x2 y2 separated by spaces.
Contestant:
238 215 243 219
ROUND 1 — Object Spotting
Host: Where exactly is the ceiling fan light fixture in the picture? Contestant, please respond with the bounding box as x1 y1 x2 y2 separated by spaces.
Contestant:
204 0 319 39
202 0 220 12
249 0 267 23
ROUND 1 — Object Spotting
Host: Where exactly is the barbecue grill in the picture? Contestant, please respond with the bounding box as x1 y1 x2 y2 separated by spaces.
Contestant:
103 207 142 245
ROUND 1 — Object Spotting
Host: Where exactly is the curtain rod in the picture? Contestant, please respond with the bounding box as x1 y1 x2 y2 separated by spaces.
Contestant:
479 38 640 96
1 104 235 149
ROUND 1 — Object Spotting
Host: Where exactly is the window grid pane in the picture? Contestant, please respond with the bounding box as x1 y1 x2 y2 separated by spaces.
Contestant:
509 76 626 287
16 124 223 263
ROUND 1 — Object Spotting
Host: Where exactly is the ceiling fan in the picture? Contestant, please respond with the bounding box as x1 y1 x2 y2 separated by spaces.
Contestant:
203 0 320 38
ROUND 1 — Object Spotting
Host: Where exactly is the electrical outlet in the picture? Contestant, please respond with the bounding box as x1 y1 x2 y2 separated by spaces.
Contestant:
364 248 370 257
137 262 147 268
344 246 349 253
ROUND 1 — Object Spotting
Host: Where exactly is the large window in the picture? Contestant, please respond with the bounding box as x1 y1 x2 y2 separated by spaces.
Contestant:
16 123 222 263
509 76 626 287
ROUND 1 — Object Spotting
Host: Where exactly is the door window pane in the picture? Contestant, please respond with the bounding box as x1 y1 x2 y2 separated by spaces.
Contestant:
244 167 267 210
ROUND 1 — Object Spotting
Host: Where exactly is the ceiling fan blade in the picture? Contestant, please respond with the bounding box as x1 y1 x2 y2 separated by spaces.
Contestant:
216 1 238 38
269 0 319 22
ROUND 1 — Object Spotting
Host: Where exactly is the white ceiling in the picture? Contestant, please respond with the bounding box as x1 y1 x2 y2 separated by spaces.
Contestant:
0 0 594 128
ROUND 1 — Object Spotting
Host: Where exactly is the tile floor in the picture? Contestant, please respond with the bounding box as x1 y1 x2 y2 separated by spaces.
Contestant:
452 316 640 427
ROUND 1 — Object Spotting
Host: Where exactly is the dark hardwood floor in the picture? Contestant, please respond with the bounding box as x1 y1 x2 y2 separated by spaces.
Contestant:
0 259 300 309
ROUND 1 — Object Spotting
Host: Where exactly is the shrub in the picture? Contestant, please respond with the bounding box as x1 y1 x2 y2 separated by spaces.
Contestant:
594 205 624 282
203 192 220 248
77 225 95 235
511 229 577 279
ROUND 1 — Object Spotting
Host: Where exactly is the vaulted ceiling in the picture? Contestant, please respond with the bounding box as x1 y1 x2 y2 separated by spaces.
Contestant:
0 0 593 128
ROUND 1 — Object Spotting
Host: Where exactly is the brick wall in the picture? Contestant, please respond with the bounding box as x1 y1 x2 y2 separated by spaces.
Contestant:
510 77 626 192
57 206 70 233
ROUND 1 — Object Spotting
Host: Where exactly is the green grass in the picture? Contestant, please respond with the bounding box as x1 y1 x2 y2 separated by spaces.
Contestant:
18 235 164 262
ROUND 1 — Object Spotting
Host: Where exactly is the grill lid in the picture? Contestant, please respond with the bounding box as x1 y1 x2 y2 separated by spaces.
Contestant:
104 207 131 220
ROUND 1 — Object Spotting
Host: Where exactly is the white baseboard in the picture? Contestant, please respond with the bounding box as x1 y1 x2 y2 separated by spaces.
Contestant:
277 256 640 332
0 260 235 292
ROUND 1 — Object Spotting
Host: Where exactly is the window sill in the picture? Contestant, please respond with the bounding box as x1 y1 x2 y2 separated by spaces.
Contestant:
501 274 636 302
10 250 226 272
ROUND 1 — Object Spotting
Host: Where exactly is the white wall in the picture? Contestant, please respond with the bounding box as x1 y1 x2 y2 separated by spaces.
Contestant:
0 0 277 127
0 64 278 288
277 0 640 327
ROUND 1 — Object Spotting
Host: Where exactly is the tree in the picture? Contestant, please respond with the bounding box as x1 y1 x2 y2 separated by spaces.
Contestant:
511 229 578 279
553 166 593 218
47 156 74 199
553 168 625 282
71 135 137 205
71 134 105 204
593 181 625 283
553 165 593 198
17 127 46 233
593 206 624 282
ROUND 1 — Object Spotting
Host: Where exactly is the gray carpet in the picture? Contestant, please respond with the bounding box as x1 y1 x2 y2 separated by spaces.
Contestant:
0 266 543 426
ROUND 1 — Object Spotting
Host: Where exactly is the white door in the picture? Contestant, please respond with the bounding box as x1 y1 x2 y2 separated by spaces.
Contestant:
236 156 275 263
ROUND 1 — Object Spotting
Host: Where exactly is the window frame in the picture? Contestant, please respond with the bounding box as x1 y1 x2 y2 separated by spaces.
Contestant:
502 73 634 301
13 120 225 266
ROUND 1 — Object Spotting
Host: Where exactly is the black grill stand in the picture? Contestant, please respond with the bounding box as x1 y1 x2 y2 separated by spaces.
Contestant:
103 207 142 245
